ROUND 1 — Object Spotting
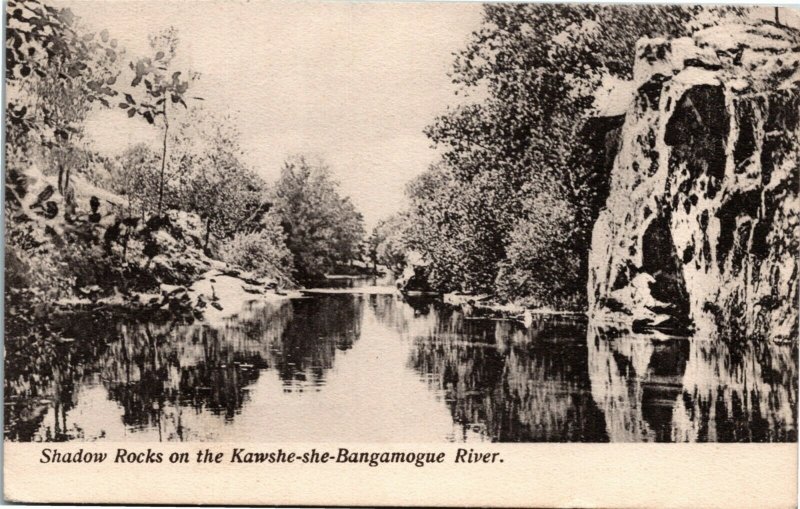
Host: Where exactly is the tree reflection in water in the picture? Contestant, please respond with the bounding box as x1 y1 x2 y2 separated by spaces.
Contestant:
4 293 796 442
5 296 363 441
398 300 609 442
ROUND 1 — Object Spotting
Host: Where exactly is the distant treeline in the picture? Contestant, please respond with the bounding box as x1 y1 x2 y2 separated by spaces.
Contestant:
371 4 747 309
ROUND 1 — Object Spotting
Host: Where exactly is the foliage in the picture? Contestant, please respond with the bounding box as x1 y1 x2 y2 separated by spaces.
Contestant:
119 27 197 124
405 4 745 306
169 110 270 249
495 180 585 309
220 214 295 283
405 162 505 293
4 0 300 309
6 0 121 142
367 213 409 275
6 0 122 206
111 143 161 216
118 27 199 214
271 156 366 280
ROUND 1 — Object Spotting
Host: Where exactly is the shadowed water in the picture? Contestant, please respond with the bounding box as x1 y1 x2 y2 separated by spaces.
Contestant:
5 284 797 442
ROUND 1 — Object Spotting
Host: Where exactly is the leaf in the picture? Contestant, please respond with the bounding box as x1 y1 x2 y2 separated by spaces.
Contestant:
106 76 117 85
143 111 154 124
127 108 136 118
131 76 141 87
124 93 135 104
119 102 129 109
155 51 164 60
100 29 109 42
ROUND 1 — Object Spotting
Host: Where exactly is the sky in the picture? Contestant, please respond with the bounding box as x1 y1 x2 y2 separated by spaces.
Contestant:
61 0 484 228
58 2 800 228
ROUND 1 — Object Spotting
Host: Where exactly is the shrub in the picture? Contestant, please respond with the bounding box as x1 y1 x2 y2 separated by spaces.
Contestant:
221 215 294 284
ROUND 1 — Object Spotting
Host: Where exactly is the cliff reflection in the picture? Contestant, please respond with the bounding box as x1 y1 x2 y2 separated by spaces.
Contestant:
587 326 797 442
671 336 797 442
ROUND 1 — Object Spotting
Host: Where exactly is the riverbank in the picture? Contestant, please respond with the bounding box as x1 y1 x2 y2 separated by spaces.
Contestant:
5 163 302 326
441 292 585 326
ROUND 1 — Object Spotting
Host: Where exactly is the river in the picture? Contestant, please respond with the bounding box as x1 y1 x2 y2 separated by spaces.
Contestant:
4 277 797 442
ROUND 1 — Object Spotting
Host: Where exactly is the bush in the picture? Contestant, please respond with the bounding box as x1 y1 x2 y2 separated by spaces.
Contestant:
220 216 294 283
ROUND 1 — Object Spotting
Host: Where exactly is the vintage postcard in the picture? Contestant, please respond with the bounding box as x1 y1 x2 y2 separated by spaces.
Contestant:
3 0 798 507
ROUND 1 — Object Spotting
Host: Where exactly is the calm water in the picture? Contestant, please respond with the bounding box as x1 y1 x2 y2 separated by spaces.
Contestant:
5 281 797 442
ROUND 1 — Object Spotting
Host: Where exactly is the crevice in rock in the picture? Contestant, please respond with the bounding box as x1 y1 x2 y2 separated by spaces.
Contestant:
665 85 729 201
641 212 691 325
716 190 760 274
733 101 758 173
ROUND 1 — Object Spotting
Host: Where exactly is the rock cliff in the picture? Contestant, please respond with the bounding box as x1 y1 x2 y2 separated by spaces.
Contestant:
588 21 799 343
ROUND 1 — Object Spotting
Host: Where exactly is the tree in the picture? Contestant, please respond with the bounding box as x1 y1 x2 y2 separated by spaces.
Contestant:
271 156 366 280
170 109 271 252
406 161 505 293
368 213 409 275
220 212 294 283
117 27 199 215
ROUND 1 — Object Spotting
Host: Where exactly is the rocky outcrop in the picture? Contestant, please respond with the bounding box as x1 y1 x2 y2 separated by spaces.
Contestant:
588 21 800 343
4 164 269 312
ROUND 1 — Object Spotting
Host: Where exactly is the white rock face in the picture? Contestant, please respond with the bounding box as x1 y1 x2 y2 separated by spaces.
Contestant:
588 21 800 343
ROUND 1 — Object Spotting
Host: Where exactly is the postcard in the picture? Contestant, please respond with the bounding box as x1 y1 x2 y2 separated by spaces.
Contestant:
4 1 798 506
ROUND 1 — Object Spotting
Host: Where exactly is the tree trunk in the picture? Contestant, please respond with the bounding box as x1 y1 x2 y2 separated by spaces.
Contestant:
157 103 169 216
124 195 132 262
204 216 212 254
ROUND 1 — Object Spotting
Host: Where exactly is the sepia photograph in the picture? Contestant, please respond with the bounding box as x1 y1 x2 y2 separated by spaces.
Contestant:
3 0 799 453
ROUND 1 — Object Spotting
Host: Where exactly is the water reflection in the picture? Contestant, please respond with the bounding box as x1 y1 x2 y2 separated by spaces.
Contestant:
402 304 609 442
4 292 796 442
586 327 797 442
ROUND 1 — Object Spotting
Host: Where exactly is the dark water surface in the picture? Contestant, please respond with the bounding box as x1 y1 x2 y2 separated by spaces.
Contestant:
5 281 797 442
